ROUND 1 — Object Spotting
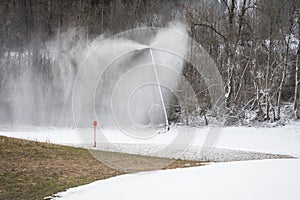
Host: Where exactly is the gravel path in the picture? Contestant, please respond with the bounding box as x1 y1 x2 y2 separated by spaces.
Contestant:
89 143 294 162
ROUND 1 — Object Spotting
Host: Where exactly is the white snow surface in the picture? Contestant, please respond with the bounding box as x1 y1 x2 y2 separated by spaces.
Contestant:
53 159 300 200
1 126 300 157
1 125 300 200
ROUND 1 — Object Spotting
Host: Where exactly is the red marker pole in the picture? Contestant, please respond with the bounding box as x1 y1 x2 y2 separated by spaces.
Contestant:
93 121 97 147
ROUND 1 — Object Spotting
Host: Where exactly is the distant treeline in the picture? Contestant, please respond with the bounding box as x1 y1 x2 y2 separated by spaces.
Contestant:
1 0 300 126
0 0 181 50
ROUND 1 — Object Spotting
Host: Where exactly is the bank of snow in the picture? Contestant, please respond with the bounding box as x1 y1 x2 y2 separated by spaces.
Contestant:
53 159 300 200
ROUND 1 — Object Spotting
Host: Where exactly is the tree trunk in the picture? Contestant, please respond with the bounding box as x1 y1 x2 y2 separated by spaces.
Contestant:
277 67 286 120
265 52 271 120
294 55 299 113
295 11 300 116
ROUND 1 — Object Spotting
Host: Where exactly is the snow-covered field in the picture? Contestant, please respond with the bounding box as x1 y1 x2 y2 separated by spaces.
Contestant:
1 126 300 157
1 125 300 200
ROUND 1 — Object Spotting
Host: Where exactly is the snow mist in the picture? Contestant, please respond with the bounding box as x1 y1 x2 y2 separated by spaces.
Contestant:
0 22 189 128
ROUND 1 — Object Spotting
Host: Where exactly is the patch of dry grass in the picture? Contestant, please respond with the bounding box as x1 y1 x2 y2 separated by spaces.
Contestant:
0 136 202 200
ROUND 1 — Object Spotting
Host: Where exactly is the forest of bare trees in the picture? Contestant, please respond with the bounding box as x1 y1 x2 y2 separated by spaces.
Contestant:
185 0 300 125
0 0 300 126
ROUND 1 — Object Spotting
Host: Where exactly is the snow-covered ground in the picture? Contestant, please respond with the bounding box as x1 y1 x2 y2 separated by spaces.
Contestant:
52 159 300 200
1 125 300 199
1 126 300 158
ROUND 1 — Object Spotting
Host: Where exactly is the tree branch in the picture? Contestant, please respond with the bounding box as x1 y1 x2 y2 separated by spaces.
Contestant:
192 23 227 42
